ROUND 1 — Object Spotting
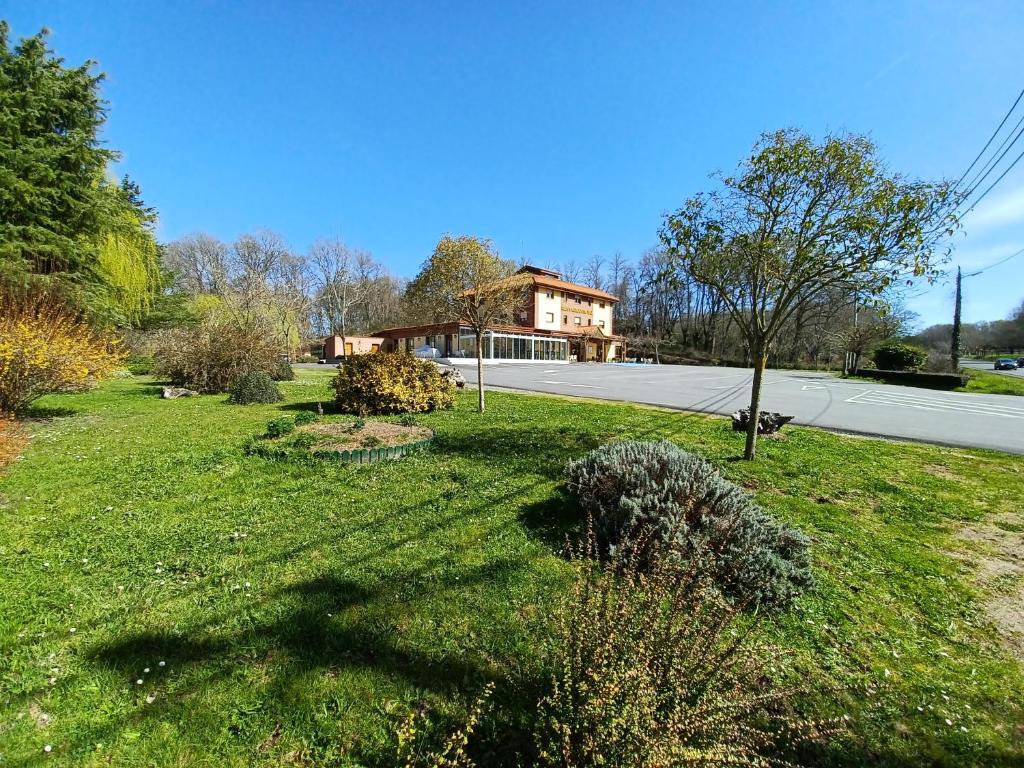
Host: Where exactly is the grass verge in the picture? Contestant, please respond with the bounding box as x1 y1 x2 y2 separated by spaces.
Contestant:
958 369 1024 396
0 370 1021 766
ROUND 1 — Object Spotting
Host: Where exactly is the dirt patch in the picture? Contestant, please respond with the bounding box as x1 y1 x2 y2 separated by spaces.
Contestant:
922 463 960 481
956 521 1024 660
304 421 432 452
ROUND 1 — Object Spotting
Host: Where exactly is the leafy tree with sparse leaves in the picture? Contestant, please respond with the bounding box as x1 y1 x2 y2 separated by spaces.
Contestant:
405 235 530 413
661 129 961 460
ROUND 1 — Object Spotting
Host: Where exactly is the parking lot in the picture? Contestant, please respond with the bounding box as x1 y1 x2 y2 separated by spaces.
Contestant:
465 362 1024 454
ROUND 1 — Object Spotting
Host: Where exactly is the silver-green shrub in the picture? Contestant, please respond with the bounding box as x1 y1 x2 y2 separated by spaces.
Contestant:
565 440 813 610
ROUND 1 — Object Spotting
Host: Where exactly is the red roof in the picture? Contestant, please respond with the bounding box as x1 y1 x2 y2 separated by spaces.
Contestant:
516 266 619 302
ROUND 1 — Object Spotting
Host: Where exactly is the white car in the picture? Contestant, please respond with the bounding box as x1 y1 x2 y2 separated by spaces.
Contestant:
413 345 442 359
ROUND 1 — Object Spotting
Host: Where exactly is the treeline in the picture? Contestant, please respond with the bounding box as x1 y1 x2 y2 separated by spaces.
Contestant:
551 250 911 369
150 231 406 356
910 301 1024 357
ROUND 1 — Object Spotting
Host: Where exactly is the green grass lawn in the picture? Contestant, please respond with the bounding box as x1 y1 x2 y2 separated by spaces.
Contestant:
958 368 1024 396
1 371 1022 767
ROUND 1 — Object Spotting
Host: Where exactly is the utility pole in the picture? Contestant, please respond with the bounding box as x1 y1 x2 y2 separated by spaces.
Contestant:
951 266 963 370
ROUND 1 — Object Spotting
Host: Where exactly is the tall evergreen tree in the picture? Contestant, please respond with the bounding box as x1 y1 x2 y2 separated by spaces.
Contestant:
0 22 159 325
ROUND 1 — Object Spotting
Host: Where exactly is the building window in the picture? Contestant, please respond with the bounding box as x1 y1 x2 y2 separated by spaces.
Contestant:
545 291 554 299
599 302 606 308
563 315 567 324
544 312 554 323
598 320 605 328
587 319 592 325
574 316 581 325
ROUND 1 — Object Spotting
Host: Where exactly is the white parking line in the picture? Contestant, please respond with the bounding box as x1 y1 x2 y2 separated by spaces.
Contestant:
847 390 1024 419
538 380 605 389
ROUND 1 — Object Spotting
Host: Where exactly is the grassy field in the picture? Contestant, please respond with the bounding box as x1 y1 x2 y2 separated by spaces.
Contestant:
958 368 1024 396
1 370 1022 767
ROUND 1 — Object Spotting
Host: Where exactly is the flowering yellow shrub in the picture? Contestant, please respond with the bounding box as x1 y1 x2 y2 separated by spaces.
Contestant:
0 297 123 415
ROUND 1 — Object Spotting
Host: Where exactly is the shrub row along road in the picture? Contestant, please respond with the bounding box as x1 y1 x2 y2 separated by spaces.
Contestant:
463 363 1024 454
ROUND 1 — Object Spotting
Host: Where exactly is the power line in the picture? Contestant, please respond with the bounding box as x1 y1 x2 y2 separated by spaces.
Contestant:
956 87 1024 188
961 114 1024 198
963 144 1024 215
965 244 1024 276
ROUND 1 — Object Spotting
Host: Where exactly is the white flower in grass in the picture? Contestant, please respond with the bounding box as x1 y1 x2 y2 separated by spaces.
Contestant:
158 661 165 667
244 582 251 588
945 718 953 726
143 667 150 673
43 744 52 753
145 693 157 704
105 506 113 511
69 628 76 634
136 679 143 685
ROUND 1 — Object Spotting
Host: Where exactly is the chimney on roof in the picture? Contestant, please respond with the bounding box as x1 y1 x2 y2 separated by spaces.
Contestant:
518 264 561 279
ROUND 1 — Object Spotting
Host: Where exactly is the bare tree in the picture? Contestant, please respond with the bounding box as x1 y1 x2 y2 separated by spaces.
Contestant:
405 235 530 412
309 238 368 354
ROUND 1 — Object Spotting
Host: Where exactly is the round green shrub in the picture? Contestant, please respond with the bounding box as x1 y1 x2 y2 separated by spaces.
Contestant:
270 359 295 381
872 342 928 371
229 371 282 405
265 416 295 438
333 352 456 415
566 440 813 610
125 354 155 375
293 410 317 425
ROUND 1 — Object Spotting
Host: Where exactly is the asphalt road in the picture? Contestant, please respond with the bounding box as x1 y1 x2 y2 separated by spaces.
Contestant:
462 362 1024 454
961 359 1024 378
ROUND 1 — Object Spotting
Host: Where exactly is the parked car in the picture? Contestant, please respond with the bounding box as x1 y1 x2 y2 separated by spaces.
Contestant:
317 358 327 364
994 358 1018 370
1017 357 1024 368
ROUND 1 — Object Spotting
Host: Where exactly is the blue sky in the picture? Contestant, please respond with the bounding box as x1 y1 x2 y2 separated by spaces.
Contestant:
6 1 1024 327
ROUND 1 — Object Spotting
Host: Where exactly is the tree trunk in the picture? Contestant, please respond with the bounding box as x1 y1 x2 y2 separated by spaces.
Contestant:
476 330 485 413
743 345 768 461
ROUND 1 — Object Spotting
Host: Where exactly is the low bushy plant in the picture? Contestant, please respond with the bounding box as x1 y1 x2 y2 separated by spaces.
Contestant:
153 318 282 394
872 341 928 371
270 359 295 381
294 410 317 426
535 528 835 767
229 371 282 405
0 293 123 415
125 354 155 375
265 416 295 438
334 352 455 415
566 440 813 610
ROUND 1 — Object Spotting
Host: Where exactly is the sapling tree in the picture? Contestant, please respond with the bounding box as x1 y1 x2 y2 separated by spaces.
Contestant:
405 235 529 413
660 129 961 460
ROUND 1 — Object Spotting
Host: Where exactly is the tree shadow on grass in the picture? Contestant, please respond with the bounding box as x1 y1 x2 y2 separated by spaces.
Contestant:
18 404 80 420
433 424 604 481
84 559 545 767
518 491 581 553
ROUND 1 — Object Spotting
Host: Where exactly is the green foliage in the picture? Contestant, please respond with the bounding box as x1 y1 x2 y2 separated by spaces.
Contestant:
397 413 419 427
229 371 281 405
125 354 155 375
566 440 813 610
265 416 296 438
0 25 160 325
270 359 295 381
361 435 383 448
2 374 1023 765
535 529 832 766
334 352 456 415
872 341 929 371
288 431 318 449
351 417 367 431
293 410 317 425
153 317 283 393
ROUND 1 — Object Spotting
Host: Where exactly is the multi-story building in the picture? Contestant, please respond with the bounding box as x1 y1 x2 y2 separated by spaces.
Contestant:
371 265 624 363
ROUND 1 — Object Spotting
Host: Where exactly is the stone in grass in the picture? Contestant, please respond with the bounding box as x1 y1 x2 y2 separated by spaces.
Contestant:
731 408 794 435
162 387 199 399
440 367 466 389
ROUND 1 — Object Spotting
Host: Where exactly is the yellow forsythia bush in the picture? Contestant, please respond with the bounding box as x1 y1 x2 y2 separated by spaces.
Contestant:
0 296 123 415
334 351 456 415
